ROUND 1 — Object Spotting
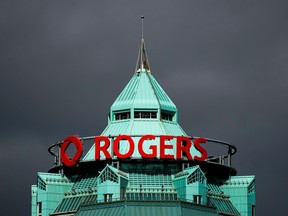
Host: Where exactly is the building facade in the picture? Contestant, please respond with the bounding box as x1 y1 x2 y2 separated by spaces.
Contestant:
31 38 255 216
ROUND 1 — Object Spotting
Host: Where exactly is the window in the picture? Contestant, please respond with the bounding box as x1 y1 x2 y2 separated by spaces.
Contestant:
37 177 46 191
104 194 113 202
115 111 130 120
134 111 157 119
120 187 126 200
37 202 42 216
161 112 174 121
187 169 205 184
193 195 202 204
99 168 118 184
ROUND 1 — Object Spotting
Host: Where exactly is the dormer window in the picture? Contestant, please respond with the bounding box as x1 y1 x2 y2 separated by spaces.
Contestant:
134 111 157 119
161 111 174 121
115 111 130 120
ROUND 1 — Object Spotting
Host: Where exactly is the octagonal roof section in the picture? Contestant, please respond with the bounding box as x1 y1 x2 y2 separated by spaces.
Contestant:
110 69 177 113
110 39 177 114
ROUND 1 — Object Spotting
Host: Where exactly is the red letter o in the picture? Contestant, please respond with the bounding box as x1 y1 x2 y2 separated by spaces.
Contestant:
60 136 83 166
113 135 135 159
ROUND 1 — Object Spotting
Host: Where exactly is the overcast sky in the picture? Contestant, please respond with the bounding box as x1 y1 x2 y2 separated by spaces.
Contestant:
1 1 287 215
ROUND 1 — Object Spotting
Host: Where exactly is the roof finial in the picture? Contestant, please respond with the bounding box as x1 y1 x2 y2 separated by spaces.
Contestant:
135 15 150 73
141 15 144 39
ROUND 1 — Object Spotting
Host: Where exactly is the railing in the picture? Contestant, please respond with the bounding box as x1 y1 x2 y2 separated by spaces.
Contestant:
48 135 237 168
80 196 214 209
194 137 237 167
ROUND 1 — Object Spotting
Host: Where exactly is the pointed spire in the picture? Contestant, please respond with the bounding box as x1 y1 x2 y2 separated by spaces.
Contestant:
141 15 144 39
135 15 151 73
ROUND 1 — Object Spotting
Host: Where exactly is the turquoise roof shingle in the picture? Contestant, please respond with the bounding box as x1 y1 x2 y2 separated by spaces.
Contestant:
110 69 177 112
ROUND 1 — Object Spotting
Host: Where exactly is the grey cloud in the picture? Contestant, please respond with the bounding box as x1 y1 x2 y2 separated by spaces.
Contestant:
0 1 287 215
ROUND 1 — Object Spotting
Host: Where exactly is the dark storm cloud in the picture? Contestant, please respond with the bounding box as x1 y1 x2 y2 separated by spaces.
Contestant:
1 1 287 215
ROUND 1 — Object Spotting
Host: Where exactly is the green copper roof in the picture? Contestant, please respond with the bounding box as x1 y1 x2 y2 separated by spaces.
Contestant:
76 201 220 216
111 39 177 112
54 195 97 214
208 198 240 215
222 176 255 187
110 69 177 112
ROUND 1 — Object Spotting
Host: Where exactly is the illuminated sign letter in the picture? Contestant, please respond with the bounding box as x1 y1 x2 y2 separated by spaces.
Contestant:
138 135 157 158
160 135 174 159
176 136 193 160
113 135 135 159
95 136 111 160
193 137 207 161
60 136 83 167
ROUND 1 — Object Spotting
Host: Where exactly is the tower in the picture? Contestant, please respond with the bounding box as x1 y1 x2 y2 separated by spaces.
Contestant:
31 26 255 216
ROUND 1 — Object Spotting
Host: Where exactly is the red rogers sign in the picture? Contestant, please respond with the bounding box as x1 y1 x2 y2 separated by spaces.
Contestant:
60 135 207 167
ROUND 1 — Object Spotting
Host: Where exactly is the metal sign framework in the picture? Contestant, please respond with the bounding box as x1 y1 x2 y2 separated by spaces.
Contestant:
48 135 237 168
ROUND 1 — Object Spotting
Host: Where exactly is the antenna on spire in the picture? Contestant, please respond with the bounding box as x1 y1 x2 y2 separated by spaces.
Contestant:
141 15 144 39
135 15 150 73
